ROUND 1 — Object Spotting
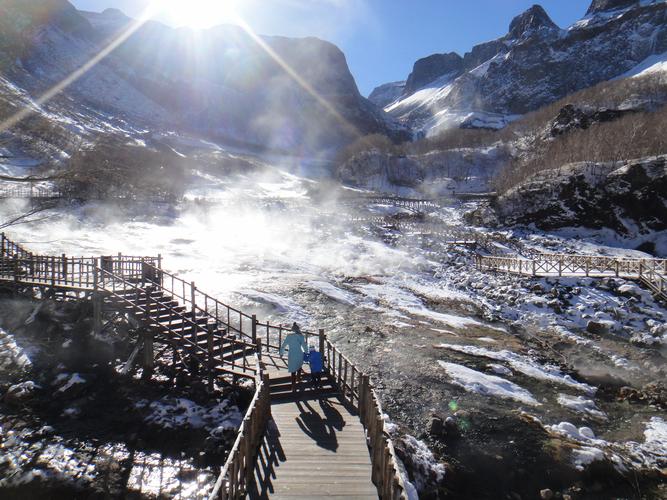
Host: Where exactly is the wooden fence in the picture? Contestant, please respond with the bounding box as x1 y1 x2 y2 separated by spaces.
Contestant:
208 360 270 500
477 253 667 299
324 336 408 500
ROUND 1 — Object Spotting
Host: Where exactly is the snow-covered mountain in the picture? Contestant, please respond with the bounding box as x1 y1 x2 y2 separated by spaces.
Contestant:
373 0 667 137
0 0 402 154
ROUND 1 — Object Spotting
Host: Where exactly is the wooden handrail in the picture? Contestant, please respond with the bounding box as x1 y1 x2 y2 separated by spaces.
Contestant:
478 253 667 300
209 360 270 500
321 337 407 500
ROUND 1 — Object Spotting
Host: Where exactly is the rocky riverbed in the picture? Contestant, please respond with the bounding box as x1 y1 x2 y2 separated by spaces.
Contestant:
1 168 666 499
0 289 248 499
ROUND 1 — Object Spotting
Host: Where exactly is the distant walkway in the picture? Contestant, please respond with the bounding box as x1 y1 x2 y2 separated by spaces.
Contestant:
477 253 667 301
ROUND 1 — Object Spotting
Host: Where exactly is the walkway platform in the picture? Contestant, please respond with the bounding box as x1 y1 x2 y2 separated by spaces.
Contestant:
248 394 377 499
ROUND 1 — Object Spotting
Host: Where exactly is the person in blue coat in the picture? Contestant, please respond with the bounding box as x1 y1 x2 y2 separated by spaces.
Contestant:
280 322 307 392
308 346 323 389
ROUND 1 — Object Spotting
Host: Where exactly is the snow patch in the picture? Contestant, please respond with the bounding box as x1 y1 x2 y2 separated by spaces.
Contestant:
438 361 540 406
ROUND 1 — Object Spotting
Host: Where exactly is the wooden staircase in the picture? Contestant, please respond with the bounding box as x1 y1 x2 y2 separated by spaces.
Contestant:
104 286 257 379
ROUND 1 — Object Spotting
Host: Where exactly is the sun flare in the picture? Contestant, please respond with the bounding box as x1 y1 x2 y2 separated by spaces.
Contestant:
155 0 240 29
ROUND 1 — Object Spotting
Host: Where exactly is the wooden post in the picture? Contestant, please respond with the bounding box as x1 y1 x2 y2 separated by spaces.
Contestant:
191 282 196 316
1 233 5 258
255 338 262 359
558 257 562 277
62 253 67 281
51 255 56 285
143 329 154 377
93 260 102 335
207 324 215 391
615 260 620 277
585 259 590 277
251 314 257 344
13 255 19 283
319 329 325 359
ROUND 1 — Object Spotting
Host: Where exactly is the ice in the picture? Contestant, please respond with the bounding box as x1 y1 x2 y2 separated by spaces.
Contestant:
436 343 596 394
438 361 540 406
55 373 86 393
571 446 606 470
356 283 503 331
399 435 446 492
308 281 357 306
557 394 607 419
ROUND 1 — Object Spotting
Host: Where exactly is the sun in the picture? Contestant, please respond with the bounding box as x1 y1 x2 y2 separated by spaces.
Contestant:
155 0 240 29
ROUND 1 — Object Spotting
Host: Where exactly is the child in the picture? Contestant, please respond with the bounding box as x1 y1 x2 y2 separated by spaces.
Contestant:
307 345 323 389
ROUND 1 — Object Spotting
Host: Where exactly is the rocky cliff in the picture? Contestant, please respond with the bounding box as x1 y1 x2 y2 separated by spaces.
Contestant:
373 0 667 137
494 156 667 253
0 1 400 153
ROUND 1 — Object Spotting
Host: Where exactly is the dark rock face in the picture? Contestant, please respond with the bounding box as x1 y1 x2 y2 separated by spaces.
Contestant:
404 52 463 94
495 156 667 238
586 0 639 15
550 104 635 136
508 4 558 40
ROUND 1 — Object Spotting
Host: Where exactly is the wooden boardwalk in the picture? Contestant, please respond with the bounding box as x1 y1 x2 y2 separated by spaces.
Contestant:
0 233 406 500
249 394 377 499
243 354 378 499
477 253 667 302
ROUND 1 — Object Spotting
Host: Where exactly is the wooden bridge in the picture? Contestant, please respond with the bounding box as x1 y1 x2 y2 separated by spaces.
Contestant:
477 253 667 301
341 195 440 215
0 233 407 499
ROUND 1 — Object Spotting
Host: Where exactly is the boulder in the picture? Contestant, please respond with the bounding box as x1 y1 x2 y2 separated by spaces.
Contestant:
427 415 444 436
586 320 608 335
4 381 39 405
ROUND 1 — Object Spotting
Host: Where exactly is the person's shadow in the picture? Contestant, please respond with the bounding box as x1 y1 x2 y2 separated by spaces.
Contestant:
294 399 344 452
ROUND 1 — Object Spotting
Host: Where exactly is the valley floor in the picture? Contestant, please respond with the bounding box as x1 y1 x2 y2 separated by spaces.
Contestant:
0 165 666 499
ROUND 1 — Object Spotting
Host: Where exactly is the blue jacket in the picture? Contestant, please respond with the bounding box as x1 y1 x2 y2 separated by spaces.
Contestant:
308 350 323 373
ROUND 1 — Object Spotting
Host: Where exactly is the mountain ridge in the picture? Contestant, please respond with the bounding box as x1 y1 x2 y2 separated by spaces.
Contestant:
370 0 667 137
0 0 404 155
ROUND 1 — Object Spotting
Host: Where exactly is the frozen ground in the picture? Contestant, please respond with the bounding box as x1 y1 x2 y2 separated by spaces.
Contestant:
1 153 666 498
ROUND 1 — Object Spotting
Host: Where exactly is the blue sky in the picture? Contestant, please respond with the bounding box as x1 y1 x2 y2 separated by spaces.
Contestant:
70 0 590 96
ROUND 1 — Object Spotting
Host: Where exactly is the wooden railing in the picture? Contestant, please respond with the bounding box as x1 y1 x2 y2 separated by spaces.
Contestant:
358 377 408 500
477 253 667 299
209 359 270 500
142 262 324 351
322 336 408 500
0 185 64 199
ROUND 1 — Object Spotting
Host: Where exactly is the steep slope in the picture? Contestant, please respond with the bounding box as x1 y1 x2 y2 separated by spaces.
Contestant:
368 81 405 108
0 1 400 154
376 1 667 137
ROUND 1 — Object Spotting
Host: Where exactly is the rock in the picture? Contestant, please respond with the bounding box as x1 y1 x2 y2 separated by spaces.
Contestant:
495 156 667 237
4 381 39 405
508 5 558 40
586 0 638 15
427 416 444 436
531 283 545 294
540 489 554 500
617 284 641 299
586 320 608 335
404 52 463 95
368 81 405 108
